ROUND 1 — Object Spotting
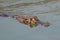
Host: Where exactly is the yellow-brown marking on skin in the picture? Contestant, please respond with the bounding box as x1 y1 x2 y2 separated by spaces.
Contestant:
26 17 38 28
16 17 25 23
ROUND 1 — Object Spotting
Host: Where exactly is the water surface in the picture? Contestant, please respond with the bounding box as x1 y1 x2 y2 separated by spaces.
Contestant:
0 0 60 40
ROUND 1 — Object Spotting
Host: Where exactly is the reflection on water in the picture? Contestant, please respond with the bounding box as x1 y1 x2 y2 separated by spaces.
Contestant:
0 0 56 11
1 0 55 8
0 0 59 16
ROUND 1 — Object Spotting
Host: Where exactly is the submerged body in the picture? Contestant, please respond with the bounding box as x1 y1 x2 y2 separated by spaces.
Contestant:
0 12 49 28
16 16 39 28
15 16 50 28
